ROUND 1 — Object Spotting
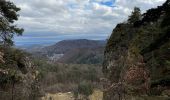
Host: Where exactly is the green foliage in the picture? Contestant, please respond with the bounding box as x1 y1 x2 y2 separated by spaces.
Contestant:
0 0 24 46
161 10 170 27
103 0 170 99
128 7 141 24
31 57 102 93
151 76 170 88
77 81 93 96
0 47 28 84
0 47 42 100
34 59 102 83
166 60 170 66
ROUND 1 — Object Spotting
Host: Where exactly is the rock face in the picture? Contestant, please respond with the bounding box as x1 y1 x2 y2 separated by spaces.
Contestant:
103 1 170 100
0 47 41 100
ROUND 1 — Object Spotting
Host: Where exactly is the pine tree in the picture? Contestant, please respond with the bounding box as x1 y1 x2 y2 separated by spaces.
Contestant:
0 0 24 46
128 7 141 24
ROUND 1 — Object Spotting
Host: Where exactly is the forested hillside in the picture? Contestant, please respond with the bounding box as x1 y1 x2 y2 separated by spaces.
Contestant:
29 39 106 64
41 39 105 55
103 0 170 100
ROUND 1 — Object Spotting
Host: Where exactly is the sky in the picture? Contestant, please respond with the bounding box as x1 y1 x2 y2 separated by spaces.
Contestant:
9 0 166 46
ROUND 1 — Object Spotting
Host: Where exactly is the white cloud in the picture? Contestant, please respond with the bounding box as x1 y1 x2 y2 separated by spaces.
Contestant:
115 0 166 13
9 0 166 38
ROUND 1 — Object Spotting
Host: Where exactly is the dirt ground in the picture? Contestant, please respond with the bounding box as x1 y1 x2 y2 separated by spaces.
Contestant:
41 89 103 100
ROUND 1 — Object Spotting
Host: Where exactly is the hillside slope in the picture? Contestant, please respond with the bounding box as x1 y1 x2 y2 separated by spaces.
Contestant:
58 47 104 64
103 0 170 100
41 39 105 55
30 39 106 64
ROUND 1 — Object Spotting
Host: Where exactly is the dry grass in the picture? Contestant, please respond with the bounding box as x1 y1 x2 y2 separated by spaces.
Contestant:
41 92 74 100
41 89 103 100
89 89 103 100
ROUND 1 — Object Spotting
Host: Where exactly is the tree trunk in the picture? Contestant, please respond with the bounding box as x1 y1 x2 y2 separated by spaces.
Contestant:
11 81 15 100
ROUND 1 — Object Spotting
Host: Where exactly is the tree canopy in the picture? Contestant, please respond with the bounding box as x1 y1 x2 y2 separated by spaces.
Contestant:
0 0 24 46
128 7 141 24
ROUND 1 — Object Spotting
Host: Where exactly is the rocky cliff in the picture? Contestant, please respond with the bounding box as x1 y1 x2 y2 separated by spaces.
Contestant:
103 0 170 100
0 47 41 100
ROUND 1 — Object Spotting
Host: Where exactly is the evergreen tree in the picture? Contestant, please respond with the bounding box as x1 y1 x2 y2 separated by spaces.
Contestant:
128 7 141 24
0 0 24 46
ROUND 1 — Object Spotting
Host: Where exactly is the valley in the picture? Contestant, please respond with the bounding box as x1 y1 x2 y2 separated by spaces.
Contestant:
0 0 170 100
26 39 105 100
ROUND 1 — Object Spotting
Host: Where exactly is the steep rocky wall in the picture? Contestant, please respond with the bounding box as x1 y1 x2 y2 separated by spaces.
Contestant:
102 1 170 100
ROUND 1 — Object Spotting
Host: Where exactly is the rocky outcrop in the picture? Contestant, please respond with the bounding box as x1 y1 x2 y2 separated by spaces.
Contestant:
0 47 42 100
103 0 170 100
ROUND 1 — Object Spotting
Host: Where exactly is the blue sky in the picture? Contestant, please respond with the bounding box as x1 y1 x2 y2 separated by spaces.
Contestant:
10 0 166 46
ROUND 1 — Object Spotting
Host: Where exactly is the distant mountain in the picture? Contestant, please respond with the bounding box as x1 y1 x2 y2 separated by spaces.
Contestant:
29 39 106 64
41 39 106 55
18 44 45 51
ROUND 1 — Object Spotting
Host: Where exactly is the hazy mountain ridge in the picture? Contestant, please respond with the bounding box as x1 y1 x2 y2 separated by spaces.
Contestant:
42 39 106 54
29 39 106 64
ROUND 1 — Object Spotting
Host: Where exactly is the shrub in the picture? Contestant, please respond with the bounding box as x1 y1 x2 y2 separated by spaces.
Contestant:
77 82 93 96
